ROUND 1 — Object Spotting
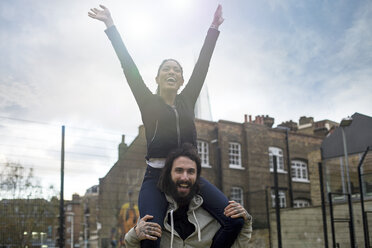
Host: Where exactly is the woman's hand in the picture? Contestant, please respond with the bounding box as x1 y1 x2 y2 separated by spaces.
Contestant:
211 4 224 29
88 5 114 28
224 201 251 221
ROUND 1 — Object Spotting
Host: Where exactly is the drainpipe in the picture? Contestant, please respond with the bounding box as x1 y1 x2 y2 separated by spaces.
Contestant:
285 128 294 207
212 125 223 191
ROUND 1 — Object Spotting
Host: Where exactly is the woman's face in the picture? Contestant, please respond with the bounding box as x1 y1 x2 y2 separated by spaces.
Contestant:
156 60 184 93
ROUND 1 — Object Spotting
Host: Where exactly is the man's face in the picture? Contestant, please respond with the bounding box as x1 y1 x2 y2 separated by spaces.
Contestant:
170 156 197 198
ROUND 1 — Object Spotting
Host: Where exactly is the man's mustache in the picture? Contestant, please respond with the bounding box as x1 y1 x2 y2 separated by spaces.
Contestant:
176 180 192 188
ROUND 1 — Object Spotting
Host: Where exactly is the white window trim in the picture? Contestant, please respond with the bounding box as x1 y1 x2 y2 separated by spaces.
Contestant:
291 160 309 182
293 199 310 208
292 178 310 183
269 147 286 173
230 187 244 207
197 140 211 168
229 142 243 169
271 190 286 208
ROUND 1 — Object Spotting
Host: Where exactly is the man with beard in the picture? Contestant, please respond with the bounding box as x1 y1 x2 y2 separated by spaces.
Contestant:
124 144 252 248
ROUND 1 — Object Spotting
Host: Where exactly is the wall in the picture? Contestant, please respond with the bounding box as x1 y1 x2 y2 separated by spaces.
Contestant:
269 199 372 248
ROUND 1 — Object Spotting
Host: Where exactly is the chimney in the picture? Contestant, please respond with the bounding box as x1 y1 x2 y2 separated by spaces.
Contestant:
249 115 252 123
244 114 248 123
278 120 298 131
119 134 128 160
299 116 314 125
263 116 275 128
253 115 275 127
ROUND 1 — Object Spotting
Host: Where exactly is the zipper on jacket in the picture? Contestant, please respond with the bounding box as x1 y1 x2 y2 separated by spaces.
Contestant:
172 106 181 147
150 120 159 145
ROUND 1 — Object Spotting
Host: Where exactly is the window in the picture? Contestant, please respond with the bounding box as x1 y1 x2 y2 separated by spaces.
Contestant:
230 187 244 206
197 140 210 167
229 142 242 168
269 147 285 172
67 216 72 222
293 199 310 208
67 205 72 211
271 190 286 208
291 160 309 182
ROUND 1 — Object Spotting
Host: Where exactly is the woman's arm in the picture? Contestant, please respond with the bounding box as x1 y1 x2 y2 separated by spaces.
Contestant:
88 5 152 109
181 4 224 105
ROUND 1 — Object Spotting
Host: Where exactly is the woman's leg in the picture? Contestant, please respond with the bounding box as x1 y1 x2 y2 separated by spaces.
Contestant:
199 177 244 248
138 166 168 248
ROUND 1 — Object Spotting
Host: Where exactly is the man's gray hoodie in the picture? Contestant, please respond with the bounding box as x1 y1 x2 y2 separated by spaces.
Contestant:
125 194 252 248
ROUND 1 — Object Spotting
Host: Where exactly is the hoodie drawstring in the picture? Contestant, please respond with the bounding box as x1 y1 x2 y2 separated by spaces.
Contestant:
170 210 174 248
192 210 201 242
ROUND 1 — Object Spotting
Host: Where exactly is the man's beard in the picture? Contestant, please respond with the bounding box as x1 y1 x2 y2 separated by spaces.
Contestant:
169 179 199 207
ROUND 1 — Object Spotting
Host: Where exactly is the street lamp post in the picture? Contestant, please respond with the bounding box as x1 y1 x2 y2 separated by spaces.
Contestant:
340 116 356 248
340 117 353 195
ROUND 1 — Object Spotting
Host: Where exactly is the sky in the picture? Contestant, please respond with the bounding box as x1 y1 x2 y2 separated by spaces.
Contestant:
1 0 371 199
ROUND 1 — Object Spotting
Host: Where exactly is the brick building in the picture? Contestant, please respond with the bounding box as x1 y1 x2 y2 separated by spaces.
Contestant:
97 115 325 246
79 185 100 248
65 194 82 248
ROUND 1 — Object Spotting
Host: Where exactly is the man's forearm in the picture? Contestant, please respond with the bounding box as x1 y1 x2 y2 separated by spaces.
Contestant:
231 215 253 248
124 227 141 248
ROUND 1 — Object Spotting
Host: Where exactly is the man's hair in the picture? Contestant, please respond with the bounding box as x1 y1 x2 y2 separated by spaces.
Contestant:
158 143 201 195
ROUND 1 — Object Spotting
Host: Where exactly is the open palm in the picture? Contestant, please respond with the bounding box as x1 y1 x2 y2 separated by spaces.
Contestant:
88 5 111 23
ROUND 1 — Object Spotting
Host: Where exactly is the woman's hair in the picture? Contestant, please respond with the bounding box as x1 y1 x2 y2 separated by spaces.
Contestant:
156 59 183 95
157 58 183 77
158 143 201 194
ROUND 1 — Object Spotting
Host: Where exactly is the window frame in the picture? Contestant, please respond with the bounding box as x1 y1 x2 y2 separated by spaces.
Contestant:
229 142 243 169
230 187 244 206
291 160 309 182
271 190 286 208
197 140 211 168
293 199 310 208
269 147 286 173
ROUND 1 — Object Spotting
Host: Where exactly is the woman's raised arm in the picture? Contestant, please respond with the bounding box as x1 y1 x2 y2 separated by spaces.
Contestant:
88 5 152 109
181 4 224 105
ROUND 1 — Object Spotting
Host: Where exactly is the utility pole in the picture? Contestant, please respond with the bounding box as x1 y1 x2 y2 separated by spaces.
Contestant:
273 155 282 248
59 125 65 248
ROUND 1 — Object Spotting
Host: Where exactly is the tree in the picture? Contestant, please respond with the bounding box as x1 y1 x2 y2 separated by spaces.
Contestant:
0 162 58 247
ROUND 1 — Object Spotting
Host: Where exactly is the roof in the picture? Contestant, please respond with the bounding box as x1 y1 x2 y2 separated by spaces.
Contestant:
321 113 372 159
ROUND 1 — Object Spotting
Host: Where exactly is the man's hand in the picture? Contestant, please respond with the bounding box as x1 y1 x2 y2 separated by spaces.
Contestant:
88 5 114 28
211 4 224 28
224 201 251 221
135 215 162 241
